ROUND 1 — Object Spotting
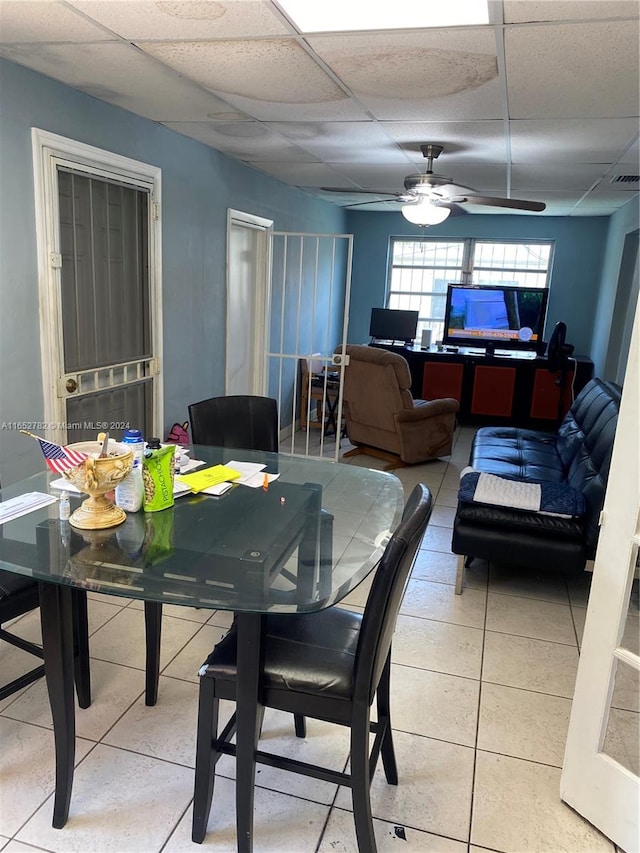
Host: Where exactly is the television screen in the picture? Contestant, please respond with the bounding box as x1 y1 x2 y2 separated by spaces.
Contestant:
369 308 419 344
442 285 549 352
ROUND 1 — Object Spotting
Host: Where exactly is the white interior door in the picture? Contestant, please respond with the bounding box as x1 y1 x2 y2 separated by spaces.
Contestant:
561 295 640 852
226 209 273 396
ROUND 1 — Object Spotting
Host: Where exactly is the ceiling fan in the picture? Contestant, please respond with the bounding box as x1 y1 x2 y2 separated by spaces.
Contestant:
321 144 546 225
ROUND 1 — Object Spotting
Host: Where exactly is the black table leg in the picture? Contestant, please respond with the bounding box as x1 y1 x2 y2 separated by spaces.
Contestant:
38 582 75 829
144 601 162 706
71 589 91 709
235 612 264 853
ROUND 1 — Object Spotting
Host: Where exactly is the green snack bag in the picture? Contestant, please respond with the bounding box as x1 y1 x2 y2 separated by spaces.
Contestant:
143 507 175 565
142 440 175 512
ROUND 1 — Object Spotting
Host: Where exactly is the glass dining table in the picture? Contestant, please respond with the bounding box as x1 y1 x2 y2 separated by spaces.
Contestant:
0 446 404 852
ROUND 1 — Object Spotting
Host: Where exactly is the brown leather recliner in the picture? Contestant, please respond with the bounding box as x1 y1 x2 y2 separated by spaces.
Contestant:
337 345 459 467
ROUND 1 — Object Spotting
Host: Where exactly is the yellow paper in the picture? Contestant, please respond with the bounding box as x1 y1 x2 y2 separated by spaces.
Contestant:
176 464 241 493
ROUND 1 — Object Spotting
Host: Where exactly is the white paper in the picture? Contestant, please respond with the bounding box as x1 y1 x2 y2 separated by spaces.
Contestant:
0 492 58 525
239 472 281 489
49 477 82 493
201 482 235 496
173 480 193 498
225 460 281 488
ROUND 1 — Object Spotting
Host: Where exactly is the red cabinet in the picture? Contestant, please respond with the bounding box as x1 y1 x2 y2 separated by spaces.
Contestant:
530 367 575 421
471 365 517 417
422 361 464 402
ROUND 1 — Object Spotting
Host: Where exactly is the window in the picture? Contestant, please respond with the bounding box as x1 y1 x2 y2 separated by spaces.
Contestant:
388 239 553 343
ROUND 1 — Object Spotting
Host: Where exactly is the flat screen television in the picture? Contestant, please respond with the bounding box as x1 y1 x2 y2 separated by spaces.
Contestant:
369 308 419 344
442 284 549 353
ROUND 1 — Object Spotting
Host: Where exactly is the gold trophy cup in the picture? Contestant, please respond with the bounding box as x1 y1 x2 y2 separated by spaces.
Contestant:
62 441 133 530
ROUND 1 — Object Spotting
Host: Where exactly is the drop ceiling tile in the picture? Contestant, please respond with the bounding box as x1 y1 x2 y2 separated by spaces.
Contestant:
588 182 640 199
381 122 507 162
264 122 412 163
247 161 355 187
325 163 428 192
506 21 640 118
162 121 317 161
504 1 639 24
620 138 640 166
139 38 369 120
509 118 640 163
0 42 239 121
307 28 503 120
140 39 346 105
69 0 290 39
0 0 114 43
511 164 610 191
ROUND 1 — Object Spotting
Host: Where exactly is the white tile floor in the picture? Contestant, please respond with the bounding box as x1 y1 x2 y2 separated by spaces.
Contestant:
0 427 628 852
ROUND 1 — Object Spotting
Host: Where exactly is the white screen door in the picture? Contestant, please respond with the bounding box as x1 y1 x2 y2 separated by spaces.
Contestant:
32 130 163 445
561 295 639 851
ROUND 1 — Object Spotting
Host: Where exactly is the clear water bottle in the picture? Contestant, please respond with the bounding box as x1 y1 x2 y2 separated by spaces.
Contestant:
59 491 70 520
115 428 145 512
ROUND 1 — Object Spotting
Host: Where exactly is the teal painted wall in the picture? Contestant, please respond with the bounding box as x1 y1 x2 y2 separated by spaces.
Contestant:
344 209 611 360
0 59 346 482
593 202 639 381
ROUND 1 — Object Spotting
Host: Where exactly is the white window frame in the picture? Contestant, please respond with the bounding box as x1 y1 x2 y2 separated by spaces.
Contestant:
387 237 553 341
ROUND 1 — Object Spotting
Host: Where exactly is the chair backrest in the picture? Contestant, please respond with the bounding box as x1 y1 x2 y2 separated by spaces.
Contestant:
339 345 415 434
188 395 279 452
353 483 433 706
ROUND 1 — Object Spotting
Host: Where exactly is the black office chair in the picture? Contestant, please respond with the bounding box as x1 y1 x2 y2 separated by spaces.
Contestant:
188 395 279 452
192 483 433 851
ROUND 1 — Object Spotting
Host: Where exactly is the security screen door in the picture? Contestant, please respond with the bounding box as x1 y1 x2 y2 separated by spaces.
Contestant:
57 168 156 442
32 129 162 447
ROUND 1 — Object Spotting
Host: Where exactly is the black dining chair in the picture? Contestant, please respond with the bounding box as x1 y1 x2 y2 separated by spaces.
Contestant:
191 483 433 851
141 394 280 707
0 564 91 706
188 395 279 452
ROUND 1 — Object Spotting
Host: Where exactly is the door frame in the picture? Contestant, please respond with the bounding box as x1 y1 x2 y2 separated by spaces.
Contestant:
226 208 273 396
31 128 163 443
560 294 639 851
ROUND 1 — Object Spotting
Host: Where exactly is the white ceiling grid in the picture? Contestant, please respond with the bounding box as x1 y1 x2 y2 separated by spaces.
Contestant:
0 0 637 217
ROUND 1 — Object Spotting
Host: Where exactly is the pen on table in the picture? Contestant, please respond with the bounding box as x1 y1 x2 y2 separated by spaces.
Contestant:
262 473 269 491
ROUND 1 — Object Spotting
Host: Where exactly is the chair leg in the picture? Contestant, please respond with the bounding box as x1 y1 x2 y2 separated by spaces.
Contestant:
294 714 306 738
192 676 220 844
455 554 466 595
350 706 377 853
376 654 398 785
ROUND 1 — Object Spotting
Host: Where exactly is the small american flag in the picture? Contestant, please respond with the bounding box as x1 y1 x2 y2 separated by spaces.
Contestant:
37 439 88 474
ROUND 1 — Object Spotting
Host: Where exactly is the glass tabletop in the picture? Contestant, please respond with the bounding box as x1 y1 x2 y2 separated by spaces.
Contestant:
0 447 404 614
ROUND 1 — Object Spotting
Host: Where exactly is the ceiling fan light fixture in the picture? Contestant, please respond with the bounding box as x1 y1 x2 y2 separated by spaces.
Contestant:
401 201 451 227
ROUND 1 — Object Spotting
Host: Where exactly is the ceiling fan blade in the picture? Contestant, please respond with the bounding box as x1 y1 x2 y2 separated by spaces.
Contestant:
449 195 546 212
320 186 400 196
435 202 468 217
344 198 403 208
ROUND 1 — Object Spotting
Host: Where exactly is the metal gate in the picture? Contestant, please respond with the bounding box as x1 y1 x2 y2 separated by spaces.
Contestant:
268 232 352 462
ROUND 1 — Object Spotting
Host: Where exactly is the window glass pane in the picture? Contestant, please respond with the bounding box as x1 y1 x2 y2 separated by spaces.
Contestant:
387 238 552 344
388 239 465 342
